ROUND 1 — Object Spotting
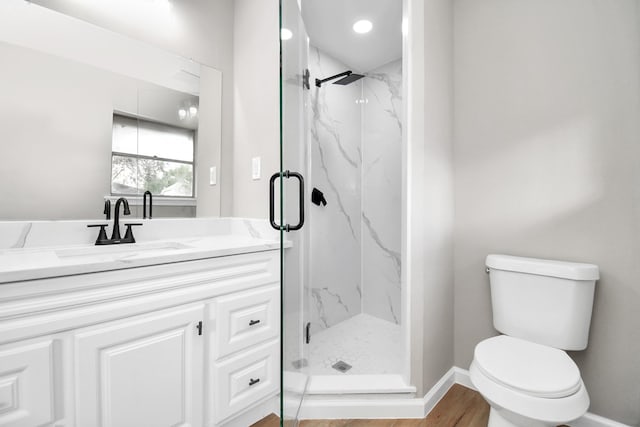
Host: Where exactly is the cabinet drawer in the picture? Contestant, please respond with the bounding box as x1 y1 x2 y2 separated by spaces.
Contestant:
214 286 279 359
213 340 278 423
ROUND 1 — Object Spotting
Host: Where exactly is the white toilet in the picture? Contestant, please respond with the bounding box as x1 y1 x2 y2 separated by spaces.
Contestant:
470 254 599 427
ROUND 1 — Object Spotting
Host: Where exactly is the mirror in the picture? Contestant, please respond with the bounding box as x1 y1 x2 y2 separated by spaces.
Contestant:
0 1 222 220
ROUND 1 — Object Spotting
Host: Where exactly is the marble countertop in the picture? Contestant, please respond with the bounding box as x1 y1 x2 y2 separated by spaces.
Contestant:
0 235 289 284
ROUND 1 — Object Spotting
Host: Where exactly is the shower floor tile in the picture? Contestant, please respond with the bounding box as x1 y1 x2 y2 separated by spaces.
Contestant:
308 313 402 375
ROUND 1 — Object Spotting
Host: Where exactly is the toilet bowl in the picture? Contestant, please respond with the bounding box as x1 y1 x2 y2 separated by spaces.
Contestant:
470 335 589 427
471 255 599 427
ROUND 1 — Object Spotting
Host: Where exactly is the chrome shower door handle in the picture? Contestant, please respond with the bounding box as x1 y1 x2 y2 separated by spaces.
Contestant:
269 170 305 232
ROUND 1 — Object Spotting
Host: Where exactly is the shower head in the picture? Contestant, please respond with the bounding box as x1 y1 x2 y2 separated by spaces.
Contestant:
315 70 365 87
333 73 365 85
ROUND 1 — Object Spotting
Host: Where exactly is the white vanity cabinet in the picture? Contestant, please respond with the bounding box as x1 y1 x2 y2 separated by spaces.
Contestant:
0 250 280 427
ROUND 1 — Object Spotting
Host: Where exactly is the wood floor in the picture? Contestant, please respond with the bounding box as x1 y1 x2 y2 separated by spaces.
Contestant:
251 384 490 427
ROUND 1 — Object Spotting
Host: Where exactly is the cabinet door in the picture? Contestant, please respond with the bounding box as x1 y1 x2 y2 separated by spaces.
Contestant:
0 338 58 427
75 305 204 427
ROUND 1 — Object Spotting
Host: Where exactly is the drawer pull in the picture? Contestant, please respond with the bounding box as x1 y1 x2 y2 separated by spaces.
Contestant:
249 378 260 386
249 319 261 326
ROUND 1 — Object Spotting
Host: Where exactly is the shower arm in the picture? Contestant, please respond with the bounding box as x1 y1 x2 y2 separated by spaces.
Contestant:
315 71 352 87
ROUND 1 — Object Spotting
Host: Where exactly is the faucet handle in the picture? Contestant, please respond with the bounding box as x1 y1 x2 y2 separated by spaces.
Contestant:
87 224 109 245
103 200 111 220
123 223 143 243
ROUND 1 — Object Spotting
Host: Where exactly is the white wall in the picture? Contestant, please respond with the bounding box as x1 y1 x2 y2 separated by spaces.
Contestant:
232 0 280 218
453 1 640 424
31 0 236 216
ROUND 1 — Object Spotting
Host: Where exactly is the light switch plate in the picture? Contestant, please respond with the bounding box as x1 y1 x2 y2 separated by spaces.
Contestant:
252 157 261 180
209 166 217 185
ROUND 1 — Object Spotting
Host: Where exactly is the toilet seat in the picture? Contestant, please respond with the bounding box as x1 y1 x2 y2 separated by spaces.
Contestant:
470 336 590 425
474 335 581 398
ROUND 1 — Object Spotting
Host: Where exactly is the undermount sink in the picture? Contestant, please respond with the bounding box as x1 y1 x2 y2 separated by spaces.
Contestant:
55 241 193 259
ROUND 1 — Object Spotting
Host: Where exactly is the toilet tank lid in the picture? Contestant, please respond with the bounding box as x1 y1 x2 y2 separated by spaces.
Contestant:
486 254 599 280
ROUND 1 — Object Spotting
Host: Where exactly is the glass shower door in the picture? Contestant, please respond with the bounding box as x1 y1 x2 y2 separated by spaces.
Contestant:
278 0 310 425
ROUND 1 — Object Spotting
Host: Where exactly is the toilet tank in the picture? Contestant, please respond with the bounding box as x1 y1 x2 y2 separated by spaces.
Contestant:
486 254 599 351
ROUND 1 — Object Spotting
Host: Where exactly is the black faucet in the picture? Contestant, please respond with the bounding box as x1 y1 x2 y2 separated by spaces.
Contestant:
88 197 143 245
143 191 153 219
111 197 131 241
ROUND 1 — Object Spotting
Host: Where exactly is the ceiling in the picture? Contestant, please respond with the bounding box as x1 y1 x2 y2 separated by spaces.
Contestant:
301 0 403 73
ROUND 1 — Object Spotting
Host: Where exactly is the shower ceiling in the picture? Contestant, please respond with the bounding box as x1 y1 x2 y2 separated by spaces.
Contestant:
301 0 402 72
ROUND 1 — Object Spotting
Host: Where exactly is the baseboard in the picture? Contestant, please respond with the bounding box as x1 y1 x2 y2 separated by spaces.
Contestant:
299 366 632 426
572 413 633 427
219 394 279 427
422 366 458 416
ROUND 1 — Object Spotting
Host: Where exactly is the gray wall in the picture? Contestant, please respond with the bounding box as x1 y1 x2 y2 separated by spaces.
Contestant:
231 0 280 218
0 42 131 220
453 0 640 424
420 0 455 393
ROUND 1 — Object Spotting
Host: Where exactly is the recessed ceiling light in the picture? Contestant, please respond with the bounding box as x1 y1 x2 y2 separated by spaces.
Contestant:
281 28 293 40
353 20 373 34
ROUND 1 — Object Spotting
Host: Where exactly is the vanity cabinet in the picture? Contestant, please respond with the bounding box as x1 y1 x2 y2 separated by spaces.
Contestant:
0 250 280 427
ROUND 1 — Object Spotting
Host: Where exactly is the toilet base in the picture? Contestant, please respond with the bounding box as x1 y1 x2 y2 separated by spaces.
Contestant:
488 407 553 427
487 406 555 427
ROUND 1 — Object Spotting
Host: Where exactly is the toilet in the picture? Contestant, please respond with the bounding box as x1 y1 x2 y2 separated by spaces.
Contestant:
470 254 599 427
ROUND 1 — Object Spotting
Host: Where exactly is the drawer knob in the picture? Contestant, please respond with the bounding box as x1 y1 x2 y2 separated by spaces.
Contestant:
249 378 260 386
249 319 261 326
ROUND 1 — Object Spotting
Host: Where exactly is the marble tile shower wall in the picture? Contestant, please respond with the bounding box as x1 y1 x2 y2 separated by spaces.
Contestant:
361 59 403 324
308 46 363 333
307 46 402 334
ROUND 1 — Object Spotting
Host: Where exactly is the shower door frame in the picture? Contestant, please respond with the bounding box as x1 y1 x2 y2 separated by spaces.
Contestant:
279 0 434 417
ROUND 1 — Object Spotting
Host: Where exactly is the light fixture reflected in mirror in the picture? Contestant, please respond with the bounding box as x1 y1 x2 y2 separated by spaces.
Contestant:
178 101 198 121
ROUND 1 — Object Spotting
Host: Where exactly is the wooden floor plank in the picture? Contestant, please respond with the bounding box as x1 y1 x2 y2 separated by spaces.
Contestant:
252 413 281 427
252 384 490 427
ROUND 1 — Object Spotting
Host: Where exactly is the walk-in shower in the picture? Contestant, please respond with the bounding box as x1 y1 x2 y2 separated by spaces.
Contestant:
304 45 404 391
280 0 405 422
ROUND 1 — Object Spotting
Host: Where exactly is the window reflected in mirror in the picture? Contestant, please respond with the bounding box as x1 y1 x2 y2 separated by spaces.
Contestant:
111 115 195 198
